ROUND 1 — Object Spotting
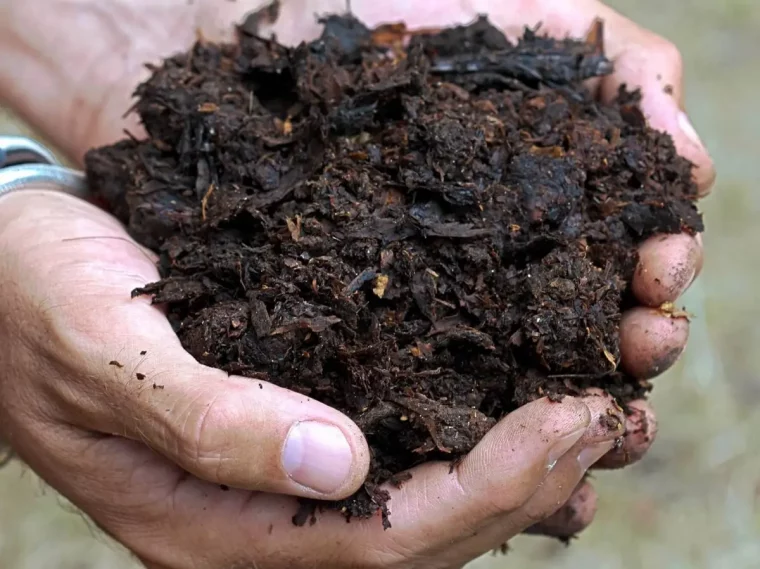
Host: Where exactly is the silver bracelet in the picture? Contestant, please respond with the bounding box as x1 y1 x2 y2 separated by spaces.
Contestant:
0 135 90 200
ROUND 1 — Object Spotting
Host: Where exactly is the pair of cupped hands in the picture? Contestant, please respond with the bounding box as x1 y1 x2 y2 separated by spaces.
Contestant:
0 1 714 568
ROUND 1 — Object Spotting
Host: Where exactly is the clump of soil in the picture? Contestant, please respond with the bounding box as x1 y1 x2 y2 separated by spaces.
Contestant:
84 12 703 528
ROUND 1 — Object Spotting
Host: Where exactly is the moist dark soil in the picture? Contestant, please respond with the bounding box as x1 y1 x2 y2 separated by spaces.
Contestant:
84 12 703 528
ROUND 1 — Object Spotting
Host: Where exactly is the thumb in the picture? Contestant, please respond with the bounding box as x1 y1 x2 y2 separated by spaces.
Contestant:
137 360 372 500
99 343 370 500
0 189 371 502
66 280 371 501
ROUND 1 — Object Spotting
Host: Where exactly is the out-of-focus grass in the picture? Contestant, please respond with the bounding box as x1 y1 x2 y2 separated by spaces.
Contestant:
2 0 758 567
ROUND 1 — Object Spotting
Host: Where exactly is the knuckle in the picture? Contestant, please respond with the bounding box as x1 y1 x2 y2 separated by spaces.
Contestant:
487 490 529 516
521 497 562 527
458 472 529 517
173 391 231 480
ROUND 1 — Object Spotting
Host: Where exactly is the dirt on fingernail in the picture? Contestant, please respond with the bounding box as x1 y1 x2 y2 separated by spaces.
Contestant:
84 13 703 528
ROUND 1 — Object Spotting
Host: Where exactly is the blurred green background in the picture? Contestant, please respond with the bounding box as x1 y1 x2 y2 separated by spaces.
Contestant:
2 0 758 567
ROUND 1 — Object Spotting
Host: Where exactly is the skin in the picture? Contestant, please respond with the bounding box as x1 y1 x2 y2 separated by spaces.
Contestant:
0 1 713 567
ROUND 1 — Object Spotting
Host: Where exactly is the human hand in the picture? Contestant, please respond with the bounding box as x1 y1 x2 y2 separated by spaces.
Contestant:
0 0 711 565
0 184 627 567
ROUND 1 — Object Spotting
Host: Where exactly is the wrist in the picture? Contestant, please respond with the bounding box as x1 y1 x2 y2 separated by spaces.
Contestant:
0 135 94 231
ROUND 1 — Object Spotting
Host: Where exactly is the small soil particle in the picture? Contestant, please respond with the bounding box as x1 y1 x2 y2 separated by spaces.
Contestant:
84 13 703 527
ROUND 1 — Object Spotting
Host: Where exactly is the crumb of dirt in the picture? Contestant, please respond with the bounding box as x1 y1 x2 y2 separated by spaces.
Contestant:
84 12 703 527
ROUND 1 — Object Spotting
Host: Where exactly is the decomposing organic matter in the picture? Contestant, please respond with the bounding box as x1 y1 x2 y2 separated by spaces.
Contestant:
85 12 703 529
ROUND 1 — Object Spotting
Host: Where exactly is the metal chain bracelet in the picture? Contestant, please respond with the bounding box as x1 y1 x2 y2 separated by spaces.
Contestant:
0 135 90 200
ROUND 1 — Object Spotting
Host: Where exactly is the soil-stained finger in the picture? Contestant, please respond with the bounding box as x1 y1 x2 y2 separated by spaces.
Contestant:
523 481 597 539
438 390 623 559
619 307 690 379
594 399 658 469
633 233 703 307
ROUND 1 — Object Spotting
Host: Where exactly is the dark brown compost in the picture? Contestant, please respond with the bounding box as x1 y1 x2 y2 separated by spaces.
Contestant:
84 13 703 528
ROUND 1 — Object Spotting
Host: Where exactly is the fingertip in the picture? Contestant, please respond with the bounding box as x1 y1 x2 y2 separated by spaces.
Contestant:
281 417 370 500
578 388 626 442
694 232 704 278
538 395 594 435
675 111 716 196
502 392 622 542
619 307 690 379
595 399 657 469
633 233 703 306
265 383 371 499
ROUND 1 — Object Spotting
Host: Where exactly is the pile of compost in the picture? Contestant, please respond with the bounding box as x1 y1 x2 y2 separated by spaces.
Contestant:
84 12 702 528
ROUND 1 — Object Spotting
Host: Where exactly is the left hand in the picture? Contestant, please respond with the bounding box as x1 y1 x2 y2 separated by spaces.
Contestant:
0 0 712 543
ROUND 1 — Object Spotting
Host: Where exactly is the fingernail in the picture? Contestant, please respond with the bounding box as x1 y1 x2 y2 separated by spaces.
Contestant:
678 111 705 150
578 440 616 472
282 421 352 494
546 427 587 471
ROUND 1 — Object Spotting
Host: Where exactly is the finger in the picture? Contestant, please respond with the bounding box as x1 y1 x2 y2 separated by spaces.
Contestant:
225 395 595 567
633 233 703 307
523 480 597 539
356 396 593 560
591 13 715 194
595 399 657 469
76 339 370 500
442 391 623 558
479 0 717 196
619 306 690 379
